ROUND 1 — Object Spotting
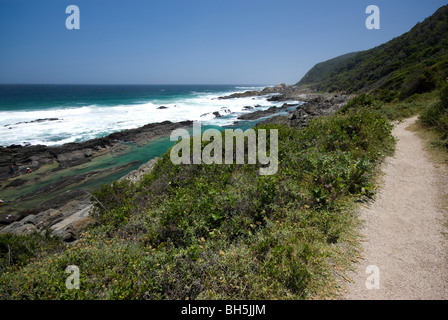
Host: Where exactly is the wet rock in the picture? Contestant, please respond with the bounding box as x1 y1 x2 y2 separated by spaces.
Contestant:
237 106 278 120
237 103 291 121
5 178 27 188
18 173 95 202
3 118 60 128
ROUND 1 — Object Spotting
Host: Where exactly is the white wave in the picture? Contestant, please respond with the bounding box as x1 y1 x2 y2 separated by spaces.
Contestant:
235 86 266 90
0 90 296 147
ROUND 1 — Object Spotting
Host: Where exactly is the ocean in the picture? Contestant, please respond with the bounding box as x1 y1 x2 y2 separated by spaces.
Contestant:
0 84 285 147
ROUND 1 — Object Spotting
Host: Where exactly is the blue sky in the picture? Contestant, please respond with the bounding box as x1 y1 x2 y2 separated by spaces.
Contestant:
0 0 447 85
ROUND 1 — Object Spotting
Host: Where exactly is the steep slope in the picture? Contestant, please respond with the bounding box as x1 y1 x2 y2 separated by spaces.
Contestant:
297 5 448 101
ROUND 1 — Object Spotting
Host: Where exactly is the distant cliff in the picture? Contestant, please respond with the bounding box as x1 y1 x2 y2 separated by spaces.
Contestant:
297 5 448 101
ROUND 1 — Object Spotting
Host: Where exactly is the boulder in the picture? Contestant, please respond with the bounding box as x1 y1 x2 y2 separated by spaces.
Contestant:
237 106 280 121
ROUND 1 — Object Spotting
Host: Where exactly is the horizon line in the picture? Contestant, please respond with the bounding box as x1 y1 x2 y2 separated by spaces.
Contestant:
0 83 276 86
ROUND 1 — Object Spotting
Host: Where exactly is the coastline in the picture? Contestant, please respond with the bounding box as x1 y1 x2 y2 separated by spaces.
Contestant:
0 85 349 241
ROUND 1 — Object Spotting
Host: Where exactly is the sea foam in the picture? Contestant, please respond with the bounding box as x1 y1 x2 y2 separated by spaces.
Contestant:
0 89 286 147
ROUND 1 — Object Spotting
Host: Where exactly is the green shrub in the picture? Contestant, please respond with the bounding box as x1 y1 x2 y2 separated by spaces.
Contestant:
0 232 64 273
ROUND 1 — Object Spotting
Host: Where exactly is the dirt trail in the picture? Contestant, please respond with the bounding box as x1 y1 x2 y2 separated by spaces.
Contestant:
344 116 448 300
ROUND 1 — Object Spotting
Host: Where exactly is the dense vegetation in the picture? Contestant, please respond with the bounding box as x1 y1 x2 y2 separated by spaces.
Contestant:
0 103 395 299
297 5 448 101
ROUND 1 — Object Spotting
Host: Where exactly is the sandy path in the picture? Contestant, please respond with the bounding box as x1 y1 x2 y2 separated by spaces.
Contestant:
344 116 448 300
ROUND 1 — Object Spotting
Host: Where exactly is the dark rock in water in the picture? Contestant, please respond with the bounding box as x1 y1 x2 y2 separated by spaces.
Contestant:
18 161 139 204
3 118 61 127
38 190 86 212
58 156 92 169
281 103 299 108
18 172 99 201
237 103 294 121
5 178 27 188
237 106 280 121
108 120 193 146
266 95 283 102
213 111 222 118
219 90 260 100
243 106 254 110
157 106 168 109
34 118 59 123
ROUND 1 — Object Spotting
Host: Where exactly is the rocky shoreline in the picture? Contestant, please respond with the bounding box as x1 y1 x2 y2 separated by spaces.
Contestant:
219 84 351 127
0 84 351 241
0 120 193 181
0 121 192 240
0 157 162 241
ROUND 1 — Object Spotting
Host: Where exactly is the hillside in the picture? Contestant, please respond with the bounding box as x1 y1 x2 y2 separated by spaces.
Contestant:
297 5 448 101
